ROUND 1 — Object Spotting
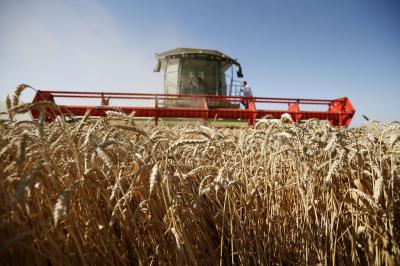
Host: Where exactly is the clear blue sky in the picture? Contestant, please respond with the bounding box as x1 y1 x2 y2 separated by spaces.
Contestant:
1 0 399 126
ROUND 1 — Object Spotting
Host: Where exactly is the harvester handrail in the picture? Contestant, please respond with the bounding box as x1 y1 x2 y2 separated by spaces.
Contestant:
39 90 335 105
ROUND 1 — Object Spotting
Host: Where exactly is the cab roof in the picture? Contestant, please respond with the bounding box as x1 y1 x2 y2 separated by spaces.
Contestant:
155 47 237 62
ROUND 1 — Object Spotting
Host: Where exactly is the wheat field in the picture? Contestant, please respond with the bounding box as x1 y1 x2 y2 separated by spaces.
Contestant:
1 87 400 265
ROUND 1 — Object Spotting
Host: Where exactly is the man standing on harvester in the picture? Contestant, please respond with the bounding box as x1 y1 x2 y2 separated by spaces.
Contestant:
241 80 253 108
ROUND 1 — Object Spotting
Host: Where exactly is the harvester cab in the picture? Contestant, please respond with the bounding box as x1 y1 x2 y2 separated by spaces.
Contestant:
154 48 244 108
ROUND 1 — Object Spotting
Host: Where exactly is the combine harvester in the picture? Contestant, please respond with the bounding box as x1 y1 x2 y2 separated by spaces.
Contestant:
31 48 355 126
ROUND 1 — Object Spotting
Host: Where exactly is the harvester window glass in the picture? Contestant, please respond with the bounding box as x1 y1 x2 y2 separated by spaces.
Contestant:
180 58 221 95
164 58 179 94
224 64 241 97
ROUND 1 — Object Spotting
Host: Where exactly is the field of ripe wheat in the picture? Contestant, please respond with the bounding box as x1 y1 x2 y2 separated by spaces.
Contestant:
1 98 400 265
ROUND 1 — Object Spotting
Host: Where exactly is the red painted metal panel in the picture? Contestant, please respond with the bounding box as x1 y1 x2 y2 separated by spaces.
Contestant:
31 90 355 127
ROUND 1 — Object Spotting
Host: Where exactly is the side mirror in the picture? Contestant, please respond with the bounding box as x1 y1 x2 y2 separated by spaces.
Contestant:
236 66 243 78
153 59 161 72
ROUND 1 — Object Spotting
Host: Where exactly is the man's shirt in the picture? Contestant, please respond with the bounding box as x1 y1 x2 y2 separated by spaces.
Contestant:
242 86 253 97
